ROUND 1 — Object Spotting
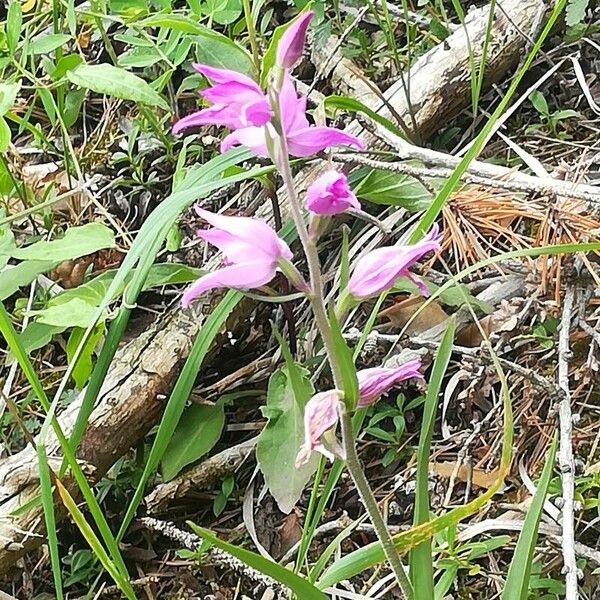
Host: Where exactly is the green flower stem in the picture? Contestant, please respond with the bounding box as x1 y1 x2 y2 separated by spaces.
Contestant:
242 0 261 77
339 411 414 599
273 107 413 599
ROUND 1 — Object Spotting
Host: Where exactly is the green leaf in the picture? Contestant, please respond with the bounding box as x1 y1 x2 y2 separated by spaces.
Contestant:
349 168 432 211
51 54 83 81
29 298 103 329
66 324 105 389
552 109 579 120
139 15 253 73
11 223 115 262
27 263 202 328
161 400 226 481
0 81 21 115
203 0 243 25
257 366 318 514
566 0 589 26
0 260 57 301
0 118 11 154
6 1 22 56
63 87 86 129
0 223 16 268
37 444 65 600
324 95 408 141
66 64 170 111
502 436 558 600
187 522 329 600
409 318 456 599
30 34 71 55
529 90 549 116
18 322 66 355
328 310 359 410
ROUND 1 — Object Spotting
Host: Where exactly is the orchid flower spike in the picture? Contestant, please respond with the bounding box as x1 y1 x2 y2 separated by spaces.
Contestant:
357 359 423 408
306 170 360 215
172 64 271 134
276 11 315 70
222 72 364 158
347 224 442 300
181 207 293 307
295 390 344 467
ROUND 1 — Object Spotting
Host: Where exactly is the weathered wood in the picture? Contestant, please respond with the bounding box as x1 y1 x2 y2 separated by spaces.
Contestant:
0 0 546 572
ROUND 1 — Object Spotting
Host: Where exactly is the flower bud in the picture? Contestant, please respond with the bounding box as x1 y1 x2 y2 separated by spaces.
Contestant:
306 170 360 215
276 11 314 70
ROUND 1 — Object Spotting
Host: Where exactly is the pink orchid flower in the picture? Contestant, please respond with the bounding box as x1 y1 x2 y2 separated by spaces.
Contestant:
295 390 344 467
306 170 360 215
277 11 314 70
357 359 423 408
181 207 293 307
347 224 441 300
172 64 272 134
221 72 364 158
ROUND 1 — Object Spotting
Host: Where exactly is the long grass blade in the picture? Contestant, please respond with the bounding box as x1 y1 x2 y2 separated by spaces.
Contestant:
502 436 558 600
409 318 456 598
54 479 137 600
0 303 130 578
188 522 329 599
36 444 64 600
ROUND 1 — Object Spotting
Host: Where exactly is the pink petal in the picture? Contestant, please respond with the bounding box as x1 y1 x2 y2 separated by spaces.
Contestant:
304 391 341 446
306 170 360 215
195 207 293 262
221 126 269 157
348 228 441 299
287 126 365 157
347 246 405 298
276 11 315 69
181 260 277 307
172 107 236 134
357 359 423 407
193 63 261 92
279 73 310 133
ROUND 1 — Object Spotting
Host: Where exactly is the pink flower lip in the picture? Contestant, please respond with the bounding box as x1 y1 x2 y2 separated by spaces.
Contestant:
295 390 342 466
347 224 441 300
221 72 364 158
356 359 423 408
306 170 360 215
276 11 315 70
172 64 272 135
181 206 293 307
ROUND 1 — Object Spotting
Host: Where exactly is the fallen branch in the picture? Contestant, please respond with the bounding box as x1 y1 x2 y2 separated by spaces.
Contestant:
140 517 284 597
145 437 257 514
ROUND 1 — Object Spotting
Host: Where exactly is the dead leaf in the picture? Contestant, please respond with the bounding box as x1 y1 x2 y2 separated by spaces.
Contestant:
379 295 449 335
430 461 504 491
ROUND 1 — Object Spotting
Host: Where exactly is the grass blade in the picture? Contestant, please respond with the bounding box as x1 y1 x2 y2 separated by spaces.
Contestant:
54 478 137 600
116 290 243 540
187 522 329 599
0 303 130 578
36 444 64 600
409 318 456 599
502 435 558 600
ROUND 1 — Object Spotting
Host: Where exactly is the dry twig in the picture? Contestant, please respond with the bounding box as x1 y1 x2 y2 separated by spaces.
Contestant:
557 287 580 597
